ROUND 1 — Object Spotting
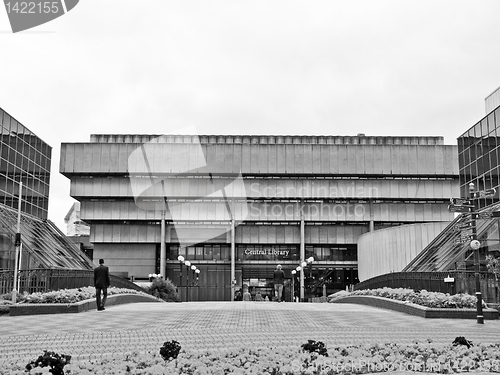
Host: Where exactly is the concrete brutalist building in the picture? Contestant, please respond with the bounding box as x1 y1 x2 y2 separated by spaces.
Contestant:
60 134 458 301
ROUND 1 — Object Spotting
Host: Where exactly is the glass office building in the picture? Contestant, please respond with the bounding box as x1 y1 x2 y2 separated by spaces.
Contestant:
0 107 94 271
405 88 500 273
458 104 500 209
0 107 51 219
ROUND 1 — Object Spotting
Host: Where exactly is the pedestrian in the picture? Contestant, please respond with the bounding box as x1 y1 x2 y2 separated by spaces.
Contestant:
273 264 285 302
242 286 252 301
94 258 110 311
255 291 263 301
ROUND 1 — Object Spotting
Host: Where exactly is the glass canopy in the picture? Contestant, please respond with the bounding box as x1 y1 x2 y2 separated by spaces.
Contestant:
0 204 94 270
403 202 500 272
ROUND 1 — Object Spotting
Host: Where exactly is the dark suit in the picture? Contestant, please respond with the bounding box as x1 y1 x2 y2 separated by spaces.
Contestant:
94 264 110 309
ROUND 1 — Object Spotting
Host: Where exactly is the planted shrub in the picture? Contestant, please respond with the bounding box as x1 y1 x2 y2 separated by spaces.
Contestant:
452 336 473 348
329 287 487 309
26 350 71 375
301 339 328 357
148 277 180 302
0 296 12 315
160 340 182 360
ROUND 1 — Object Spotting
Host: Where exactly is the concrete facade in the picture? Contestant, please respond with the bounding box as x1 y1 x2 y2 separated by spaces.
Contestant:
60 134 459 301
357 222 451 281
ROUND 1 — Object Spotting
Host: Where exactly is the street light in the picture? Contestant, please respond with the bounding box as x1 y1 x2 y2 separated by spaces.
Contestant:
177 256 201 302
295 257 314 302
469 182 484 324
291 270 297 302
195 268 200 289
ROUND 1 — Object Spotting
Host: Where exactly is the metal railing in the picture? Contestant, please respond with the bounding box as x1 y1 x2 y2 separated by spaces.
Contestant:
0 269 147 295
354 271 499 304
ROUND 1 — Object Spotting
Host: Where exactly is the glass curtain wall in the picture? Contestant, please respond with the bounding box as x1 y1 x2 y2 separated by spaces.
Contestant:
0 107 51 219
458 106 500 209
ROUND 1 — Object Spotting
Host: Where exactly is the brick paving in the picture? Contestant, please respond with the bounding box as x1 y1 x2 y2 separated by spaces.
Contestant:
1 301 499 367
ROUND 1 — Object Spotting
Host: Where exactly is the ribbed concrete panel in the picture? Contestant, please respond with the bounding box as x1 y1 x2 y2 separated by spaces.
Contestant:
234 225 301 244
304 225 369 244
92 243 156 277
357 222 451 282
60 143 459 176
69 177 459 200
90 223 162 243
90 134 446 145
170 226 228 244
79 200 454 223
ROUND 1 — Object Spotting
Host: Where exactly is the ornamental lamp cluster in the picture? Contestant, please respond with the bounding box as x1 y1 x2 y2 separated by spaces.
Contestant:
290 256 314 302
148 273 163 281
177 255 201 275
291 256 314 276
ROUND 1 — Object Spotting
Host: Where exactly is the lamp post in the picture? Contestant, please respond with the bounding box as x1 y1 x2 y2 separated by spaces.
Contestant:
297 257 314 302
184 260 191 301
195 268 200 285
177 255 187 302
12 181 22 304
469 183 484 324
177 255 201 302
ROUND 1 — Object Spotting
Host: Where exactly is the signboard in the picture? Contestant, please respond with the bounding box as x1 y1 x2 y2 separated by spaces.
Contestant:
473 188 496 199
455 235 473 244
243 247 293 260
444 276 455 283
476 212 493 219
448 204 471 213
459 228 473 236
450 198 474 207
456 221 475 230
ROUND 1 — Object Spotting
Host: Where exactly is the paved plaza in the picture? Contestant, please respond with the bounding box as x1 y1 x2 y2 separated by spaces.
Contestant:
1 301 499 366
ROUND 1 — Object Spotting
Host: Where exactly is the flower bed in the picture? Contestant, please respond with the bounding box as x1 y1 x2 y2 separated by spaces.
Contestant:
329 287 488 308
1 287 160 316
3 340 500 374
328 288 499 320
3 286 147 305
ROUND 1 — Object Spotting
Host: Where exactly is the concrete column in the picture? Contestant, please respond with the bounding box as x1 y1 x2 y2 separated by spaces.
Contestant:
300 203 305 301
369 199 375 232
231 219 235 301
160 211 166 276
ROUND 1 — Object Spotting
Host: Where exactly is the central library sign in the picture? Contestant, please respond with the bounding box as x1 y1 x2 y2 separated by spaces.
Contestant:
242 247 296 260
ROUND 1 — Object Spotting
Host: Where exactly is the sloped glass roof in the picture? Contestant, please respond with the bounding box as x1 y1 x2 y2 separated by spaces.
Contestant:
403 202 500 272
0 204 94 270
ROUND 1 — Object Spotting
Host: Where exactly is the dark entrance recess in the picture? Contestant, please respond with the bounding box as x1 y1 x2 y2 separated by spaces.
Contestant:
166 263 232 302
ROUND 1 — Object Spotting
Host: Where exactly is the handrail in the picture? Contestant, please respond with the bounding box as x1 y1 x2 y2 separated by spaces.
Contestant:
0 268 148 295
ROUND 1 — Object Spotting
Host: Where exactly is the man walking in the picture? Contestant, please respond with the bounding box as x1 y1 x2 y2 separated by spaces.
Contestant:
94 258 110 311
273 264 285 302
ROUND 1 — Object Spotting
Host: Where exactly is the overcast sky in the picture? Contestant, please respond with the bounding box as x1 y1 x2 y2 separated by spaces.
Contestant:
1 0 500 232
